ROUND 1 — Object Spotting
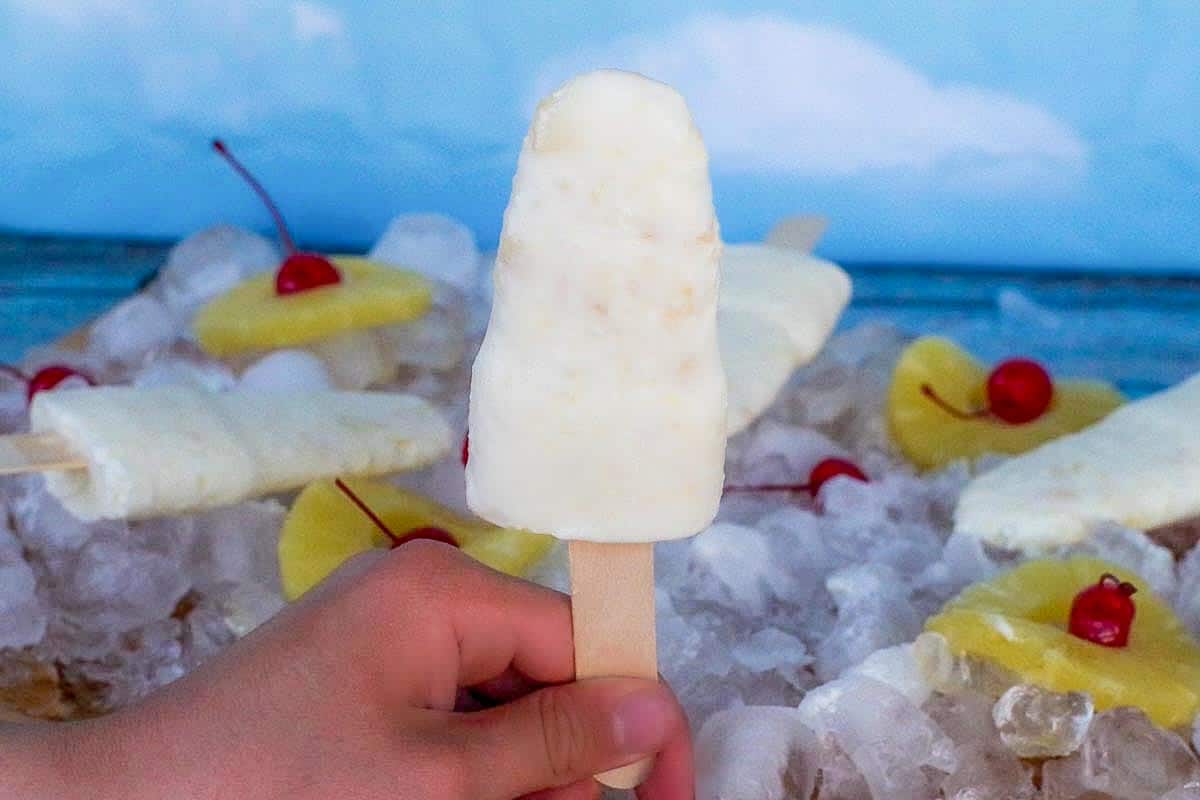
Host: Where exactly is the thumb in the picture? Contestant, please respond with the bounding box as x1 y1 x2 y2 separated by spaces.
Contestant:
453 677 686 799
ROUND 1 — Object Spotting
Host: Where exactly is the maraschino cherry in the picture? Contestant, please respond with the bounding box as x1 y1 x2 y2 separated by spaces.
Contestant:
922 358 1054 425
333 478 458 549
27 365 95 402
461 433 469 466
211 139 341 296
725 457 868 497
1069 573 1137 648
0 363 95 405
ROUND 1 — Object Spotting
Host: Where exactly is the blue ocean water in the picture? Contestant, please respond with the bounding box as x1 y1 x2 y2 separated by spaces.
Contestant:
1 235 1196 397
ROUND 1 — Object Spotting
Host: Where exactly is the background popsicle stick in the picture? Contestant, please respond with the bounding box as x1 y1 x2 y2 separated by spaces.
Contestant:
766 214 829 253
569 541 658 790
0 433 86 475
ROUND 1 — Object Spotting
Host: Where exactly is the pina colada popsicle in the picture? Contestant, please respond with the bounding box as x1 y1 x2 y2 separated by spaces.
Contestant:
21 386 450 521
956 371 1200 552
467 70 726 788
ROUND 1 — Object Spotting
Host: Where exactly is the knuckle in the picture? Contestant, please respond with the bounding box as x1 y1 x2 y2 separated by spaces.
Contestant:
536 688 591 783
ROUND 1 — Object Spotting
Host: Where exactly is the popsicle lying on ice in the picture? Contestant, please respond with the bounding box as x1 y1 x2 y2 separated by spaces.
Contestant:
720 243 850 434
0 386 450 521
955 372 1200 552
467 70 726 788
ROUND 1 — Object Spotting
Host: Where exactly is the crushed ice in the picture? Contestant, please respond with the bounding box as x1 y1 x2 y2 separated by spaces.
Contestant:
2 217 1200 799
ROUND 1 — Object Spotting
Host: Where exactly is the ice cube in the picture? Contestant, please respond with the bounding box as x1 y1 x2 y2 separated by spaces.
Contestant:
731 628 813 690
1174 542 1200 637
369 213 481 291
133 358 236 392
157 225 280 318
941 745 1036 800
376 284 468 370
306 329 397 389
810 739 872 800
917 689 1038 800
846 642 931 706
1041 707 1200 800
681 523 790 617
1059 523 1176 599
216 582 285 637
798 675 956 800
695 706 817 800
815 563 922 680
238 350 334 392
8 476 104 553
0 521 47 648
59 531 191 632
186 501 286 593
87 294 177 366
729 420 845 487
991 684 1093 758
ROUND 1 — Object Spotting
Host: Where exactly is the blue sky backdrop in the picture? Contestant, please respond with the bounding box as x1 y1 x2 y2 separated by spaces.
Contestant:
1 1 1198 270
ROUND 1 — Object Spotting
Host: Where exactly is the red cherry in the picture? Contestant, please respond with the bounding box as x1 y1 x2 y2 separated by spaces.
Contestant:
461 433 469 466
26 365 94 403
921 357 1054 425
986 359 1053 424
333 479 459 551
806 458 869 495
1069 573 1137 648
724 457 868 498
211 138 341 296
275 252 342 295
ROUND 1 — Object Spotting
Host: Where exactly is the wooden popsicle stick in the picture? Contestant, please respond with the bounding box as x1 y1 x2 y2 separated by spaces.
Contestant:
569 540 658 790
0 433 86 475
766 214 829 253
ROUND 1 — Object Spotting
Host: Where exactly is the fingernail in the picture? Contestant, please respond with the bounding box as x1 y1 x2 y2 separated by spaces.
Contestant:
612 687 675 755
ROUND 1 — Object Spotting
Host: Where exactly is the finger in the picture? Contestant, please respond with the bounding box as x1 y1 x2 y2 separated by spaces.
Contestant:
378 542 576 689
470 667 543 705
635 714 694 800
520 778 600 800
453 678 687 800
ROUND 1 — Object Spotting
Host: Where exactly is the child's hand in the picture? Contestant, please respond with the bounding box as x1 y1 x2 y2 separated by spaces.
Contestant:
22 542 692 800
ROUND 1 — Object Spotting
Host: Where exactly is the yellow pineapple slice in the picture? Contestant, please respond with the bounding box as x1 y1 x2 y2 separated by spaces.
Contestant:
194 256 432 358
887 337 1123 470
278 478 555 600
927 557 1200 728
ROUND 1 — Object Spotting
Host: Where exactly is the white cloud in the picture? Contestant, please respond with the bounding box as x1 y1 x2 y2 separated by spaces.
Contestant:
291 1 345 44
533 14 1088 183
4 0 364 135
9 0 149 30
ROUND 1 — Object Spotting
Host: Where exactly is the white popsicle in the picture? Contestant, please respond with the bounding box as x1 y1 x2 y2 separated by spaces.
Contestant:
466 69 727 544
466 69 726 789
31 386 451 521
955 372 1200 552
719 244 851 434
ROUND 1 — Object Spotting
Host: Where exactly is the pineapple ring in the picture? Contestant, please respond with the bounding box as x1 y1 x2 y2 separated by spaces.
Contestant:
927 557 1200 729
887 337 1123 470
278 478 555 600
194 257 433 357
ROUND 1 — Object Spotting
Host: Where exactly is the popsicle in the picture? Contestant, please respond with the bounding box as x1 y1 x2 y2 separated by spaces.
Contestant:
955 371 1200 552
1 386 450 521
719 243 850 434
466 69 726 788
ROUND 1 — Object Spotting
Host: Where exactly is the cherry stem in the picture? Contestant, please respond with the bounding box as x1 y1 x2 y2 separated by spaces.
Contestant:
211 139 297 255
1101 573 1138 597
724 482 813 495
333 478 401 547
920 383 991 421
0 364 27 382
